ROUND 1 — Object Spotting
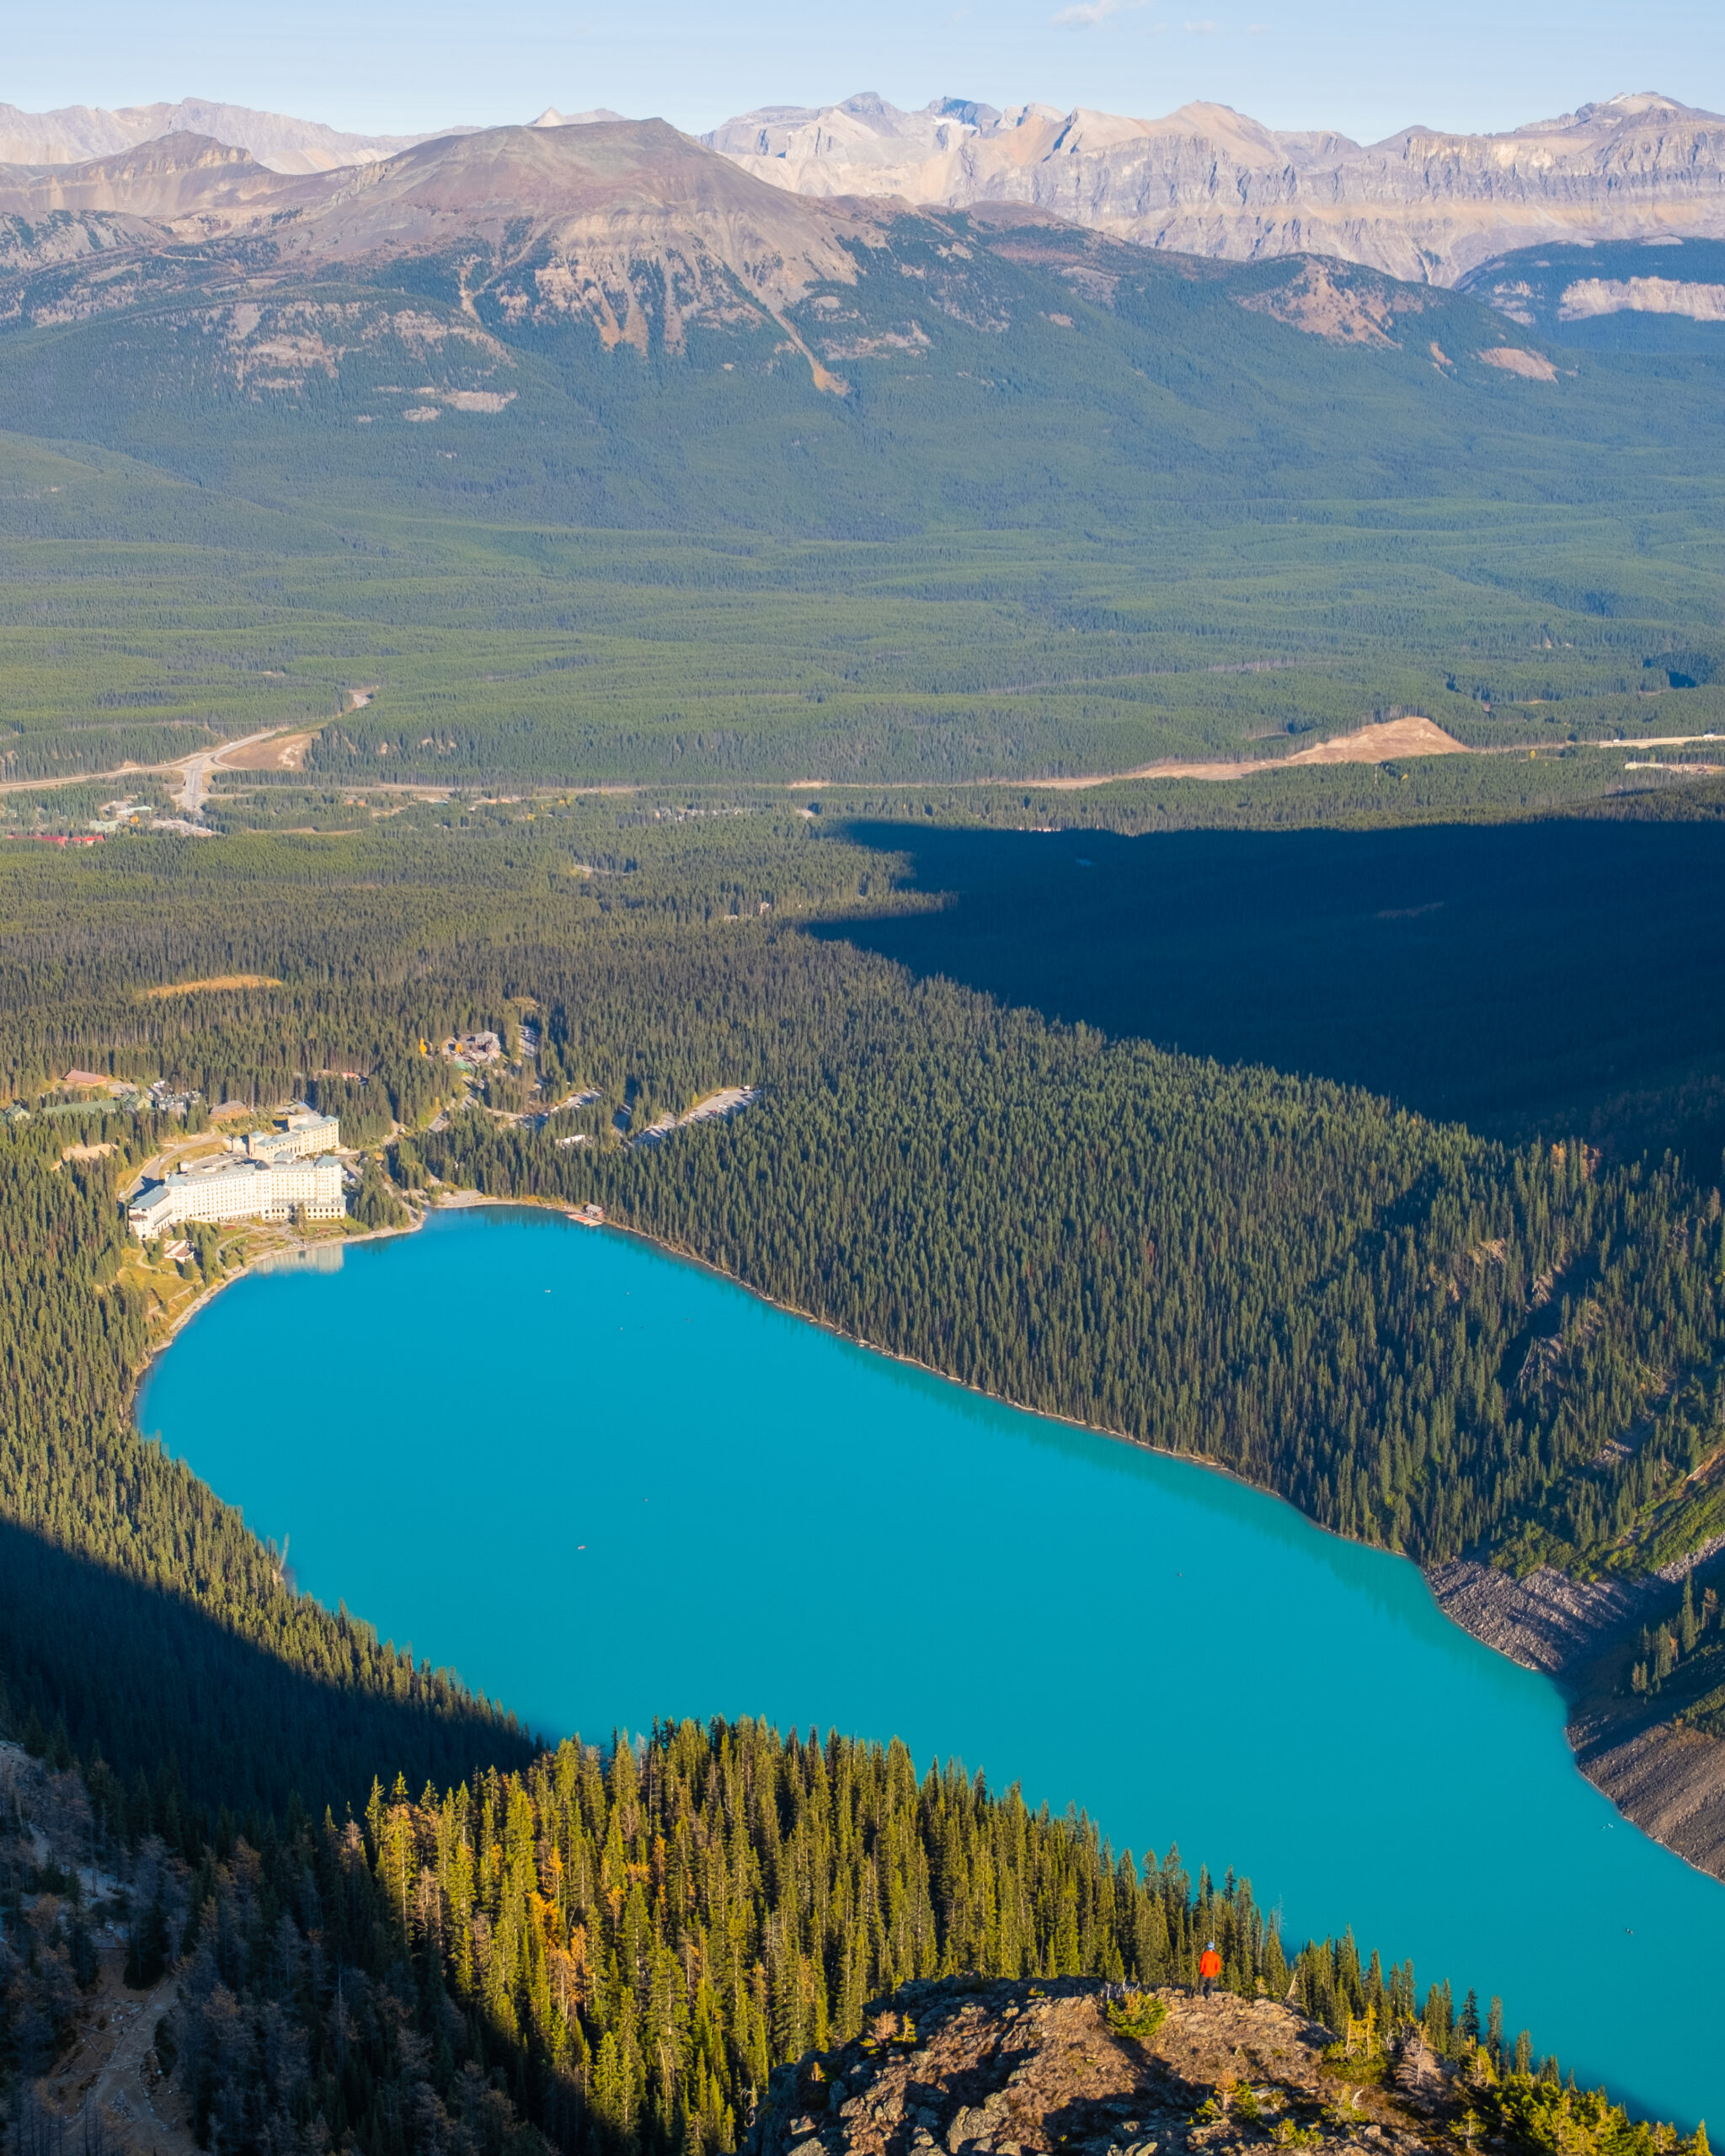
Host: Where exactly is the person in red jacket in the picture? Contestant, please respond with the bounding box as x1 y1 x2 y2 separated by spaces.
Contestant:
1198 1941 1223 2000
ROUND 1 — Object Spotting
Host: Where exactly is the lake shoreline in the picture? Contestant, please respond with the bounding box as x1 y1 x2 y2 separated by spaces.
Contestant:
130 1198 438 1390
131 1186 1725 1887
135 1193 1725 2125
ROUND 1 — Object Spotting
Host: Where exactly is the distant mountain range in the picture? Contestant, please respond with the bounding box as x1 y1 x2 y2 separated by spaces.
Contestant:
0 99 623 176
0 113 1634 540
0 119 1564 382
706 88 1725 284
0 98 446 174
3 88 1723 283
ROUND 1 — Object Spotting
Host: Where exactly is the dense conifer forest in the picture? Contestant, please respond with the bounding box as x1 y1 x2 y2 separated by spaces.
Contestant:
0 1114 535 1825
2 1716 1704 2156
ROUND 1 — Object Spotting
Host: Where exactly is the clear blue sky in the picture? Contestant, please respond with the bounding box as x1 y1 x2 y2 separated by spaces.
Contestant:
6 0 1722 145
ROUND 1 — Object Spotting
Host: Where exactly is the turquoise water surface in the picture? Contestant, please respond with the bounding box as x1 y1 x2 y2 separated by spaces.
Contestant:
139 1206 1724 2126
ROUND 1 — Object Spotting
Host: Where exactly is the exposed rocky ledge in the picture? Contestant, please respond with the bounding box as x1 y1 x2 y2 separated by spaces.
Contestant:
749 1976 1478 2156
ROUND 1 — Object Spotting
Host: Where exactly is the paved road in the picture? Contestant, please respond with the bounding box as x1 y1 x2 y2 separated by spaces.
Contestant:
171 729 281 817
0 729 284 808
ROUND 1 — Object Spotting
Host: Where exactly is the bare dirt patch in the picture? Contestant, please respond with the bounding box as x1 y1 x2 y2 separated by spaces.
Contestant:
213 731 314 772
140 974 283 1000
1239 260 1403 347
1014 715 1472 792
1477 344 1558 382
1280 715 1471 766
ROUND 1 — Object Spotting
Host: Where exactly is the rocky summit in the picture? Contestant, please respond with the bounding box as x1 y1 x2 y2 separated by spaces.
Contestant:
748 1978 1487 2156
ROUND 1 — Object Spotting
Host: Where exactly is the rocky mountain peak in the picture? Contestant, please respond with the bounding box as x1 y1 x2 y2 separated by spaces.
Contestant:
529 106 630 129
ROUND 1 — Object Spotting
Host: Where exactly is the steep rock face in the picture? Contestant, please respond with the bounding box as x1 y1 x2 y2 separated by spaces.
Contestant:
708 90 1725 284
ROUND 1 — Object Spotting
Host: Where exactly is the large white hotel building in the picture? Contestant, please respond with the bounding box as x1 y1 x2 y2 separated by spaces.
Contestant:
247 1110 339 1163
128 1112 345 1236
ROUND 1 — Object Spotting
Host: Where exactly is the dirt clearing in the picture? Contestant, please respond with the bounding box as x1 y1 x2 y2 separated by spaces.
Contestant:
140 974 283 1000
1017 715 1473 791
214 731 314 772
1279 715 1471 766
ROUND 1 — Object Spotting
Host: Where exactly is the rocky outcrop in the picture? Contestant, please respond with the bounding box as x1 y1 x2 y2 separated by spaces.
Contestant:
750 1977 1474 2156
708 89 1725 285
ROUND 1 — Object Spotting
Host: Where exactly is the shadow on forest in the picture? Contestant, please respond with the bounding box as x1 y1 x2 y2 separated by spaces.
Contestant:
817 817 1725 1167
0 1516 535 1834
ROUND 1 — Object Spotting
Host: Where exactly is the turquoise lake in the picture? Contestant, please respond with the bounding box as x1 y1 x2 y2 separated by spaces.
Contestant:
139 1205 1724 2127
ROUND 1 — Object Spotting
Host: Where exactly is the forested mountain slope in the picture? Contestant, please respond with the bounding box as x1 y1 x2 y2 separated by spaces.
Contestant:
0 1102 536 1829
0 118 1606 523
6 1716 1696 2156
818 817 1725 1165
